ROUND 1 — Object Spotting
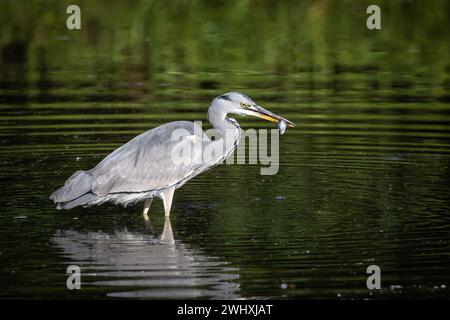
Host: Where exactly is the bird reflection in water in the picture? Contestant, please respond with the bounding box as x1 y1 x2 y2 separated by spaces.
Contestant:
51 217 240 299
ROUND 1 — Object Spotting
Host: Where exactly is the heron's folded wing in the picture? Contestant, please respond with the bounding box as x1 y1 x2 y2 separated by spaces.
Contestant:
91 134 203 195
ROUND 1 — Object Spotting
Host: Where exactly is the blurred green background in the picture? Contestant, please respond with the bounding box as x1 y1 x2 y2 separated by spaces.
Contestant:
1 0 449 102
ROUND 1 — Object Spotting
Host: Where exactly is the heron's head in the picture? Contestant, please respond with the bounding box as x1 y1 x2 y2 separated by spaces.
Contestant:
212 92 295 128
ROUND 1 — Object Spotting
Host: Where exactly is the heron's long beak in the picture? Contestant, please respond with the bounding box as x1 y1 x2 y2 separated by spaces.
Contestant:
241 105 295 127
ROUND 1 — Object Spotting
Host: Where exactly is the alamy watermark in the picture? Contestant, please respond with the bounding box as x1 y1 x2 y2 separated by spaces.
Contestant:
366 5 381 30
366 264 381 290
170 121 281 176
66 265 81 290
66 5 81 30
66 4 381 31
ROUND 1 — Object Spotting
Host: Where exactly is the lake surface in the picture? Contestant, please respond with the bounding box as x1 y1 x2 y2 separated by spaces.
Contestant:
0 0 449 299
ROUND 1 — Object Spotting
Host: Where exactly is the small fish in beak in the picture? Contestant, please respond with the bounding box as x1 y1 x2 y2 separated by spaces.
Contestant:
277 119 287 135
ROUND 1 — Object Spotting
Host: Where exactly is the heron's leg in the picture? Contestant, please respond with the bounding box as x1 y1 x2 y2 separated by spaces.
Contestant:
160 186 175 217
161 216 174 245
143 198 153 221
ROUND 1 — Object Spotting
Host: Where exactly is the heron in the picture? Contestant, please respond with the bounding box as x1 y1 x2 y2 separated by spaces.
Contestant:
50 92 294 218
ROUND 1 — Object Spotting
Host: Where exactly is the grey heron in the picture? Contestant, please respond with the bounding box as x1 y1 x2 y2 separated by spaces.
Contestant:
50 92 294 217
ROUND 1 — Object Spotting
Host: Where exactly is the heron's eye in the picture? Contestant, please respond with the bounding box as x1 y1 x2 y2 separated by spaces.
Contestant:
240 102 249 109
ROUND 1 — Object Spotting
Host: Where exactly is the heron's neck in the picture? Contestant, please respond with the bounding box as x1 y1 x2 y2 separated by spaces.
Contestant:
208 105 241 138
208 105 241 141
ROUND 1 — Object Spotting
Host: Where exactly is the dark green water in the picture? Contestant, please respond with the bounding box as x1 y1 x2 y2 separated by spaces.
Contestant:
1 0 450 299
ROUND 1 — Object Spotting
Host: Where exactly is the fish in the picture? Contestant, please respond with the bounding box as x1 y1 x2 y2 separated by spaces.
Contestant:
277 119 287 135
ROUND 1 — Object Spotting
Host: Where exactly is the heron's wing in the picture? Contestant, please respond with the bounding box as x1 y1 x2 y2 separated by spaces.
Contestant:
91 122 205 196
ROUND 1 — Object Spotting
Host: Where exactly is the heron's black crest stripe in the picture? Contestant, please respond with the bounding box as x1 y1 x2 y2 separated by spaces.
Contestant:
219 94 232 101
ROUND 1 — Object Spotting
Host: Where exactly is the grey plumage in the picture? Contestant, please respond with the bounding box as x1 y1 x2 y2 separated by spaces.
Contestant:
51 121 205 209
50 92 294 215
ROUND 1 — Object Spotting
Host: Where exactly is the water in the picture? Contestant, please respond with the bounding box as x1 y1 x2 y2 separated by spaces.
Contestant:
1 0 450 299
